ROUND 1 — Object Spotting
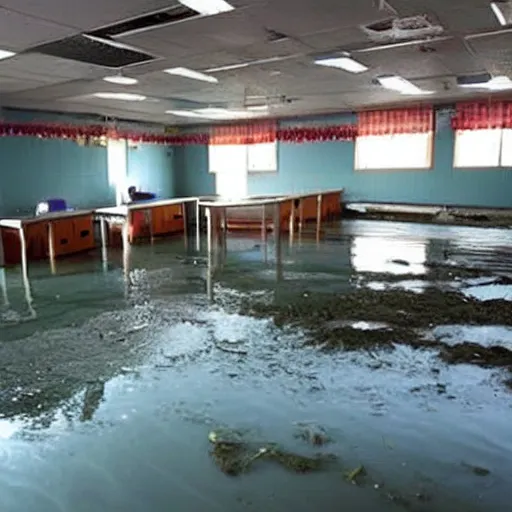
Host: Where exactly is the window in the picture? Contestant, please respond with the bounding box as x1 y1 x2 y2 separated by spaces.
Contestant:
247 142 277 172
454 128 512 168
209 143 277 173
209 144 248 198
107 138 128 205
355 132 433 170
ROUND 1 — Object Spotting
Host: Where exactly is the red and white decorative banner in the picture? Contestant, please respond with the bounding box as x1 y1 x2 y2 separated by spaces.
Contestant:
358 106 434 136
0 122 209 145
451 101 512 130
210 121 278 145
0 121 358 145
277 125 357 142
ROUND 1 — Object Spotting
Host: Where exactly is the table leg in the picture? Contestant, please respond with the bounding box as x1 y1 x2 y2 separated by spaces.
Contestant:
195 200 201 252
147 208 154 244
48 222 56 274
122 219 130 282
100 218 108 272
19 228 34 310
273 203 283 281
182 202 188 248
289 201 295 247
316 194 323 244
0 268 8 306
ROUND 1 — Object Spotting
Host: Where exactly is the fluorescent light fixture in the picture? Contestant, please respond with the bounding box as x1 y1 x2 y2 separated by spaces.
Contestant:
314 55 368 73
377 75 434 95
247 105 269 111
103 75 138 85
0 49 15 60
165 110 205 117
458 74 512 90
166 107 257 119
93 92 146 101
178 0 234 16
490 1 512 25
486 75 512 90
164 67 218 83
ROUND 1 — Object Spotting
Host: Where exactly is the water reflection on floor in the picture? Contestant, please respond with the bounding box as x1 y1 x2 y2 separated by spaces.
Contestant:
1 220 512 512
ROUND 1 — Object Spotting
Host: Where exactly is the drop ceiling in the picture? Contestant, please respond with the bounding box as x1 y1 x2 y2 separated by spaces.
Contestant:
0 0 510 125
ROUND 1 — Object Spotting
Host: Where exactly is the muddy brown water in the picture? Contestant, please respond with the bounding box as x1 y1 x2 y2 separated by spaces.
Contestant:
0 219 512 512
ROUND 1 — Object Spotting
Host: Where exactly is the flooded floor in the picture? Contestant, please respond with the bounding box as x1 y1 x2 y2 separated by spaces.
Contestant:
1 219 512 512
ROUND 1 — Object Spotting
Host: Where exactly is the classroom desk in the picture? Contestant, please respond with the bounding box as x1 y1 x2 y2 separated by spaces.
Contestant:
211 189 344 234
0 210 95 266
94 197 202 248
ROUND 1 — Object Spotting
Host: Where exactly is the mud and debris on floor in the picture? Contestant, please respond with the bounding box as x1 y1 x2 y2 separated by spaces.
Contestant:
1 220 511 512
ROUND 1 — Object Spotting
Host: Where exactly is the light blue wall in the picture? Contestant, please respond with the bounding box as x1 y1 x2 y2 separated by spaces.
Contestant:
0 137 111 216
0 109 175 217
127 144 174 198
174 144 215 197
175 110 512 208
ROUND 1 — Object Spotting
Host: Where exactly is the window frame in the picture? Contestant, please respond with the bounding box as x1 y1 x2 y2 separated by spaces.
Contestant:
453 128 512 170
354 131 434 172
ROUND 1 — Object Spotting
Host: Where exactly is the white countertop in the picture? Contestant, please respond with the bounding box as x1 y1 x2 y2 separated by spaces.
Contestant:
95 197 201 217
0 210 94 229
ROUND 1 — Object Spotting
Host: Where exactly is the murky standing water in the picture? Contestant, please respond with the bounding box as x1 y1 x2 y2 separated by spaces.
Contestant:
1 220 512 512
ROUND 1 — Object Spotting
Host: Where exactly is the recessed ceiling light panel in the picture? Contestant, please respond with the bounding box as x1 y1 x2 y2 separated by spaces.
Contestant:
178 0 234 16
103 75 138 85
0 49 15 61
314 55 368 73
491 1 512 25
377 75 434 95
164 67 218 83
93 92 146 101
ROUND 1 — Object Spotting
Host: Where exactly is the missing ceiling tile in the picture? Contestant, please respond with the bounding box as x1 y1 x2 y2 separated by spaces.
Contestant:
362 14 444 41
30 34 156 68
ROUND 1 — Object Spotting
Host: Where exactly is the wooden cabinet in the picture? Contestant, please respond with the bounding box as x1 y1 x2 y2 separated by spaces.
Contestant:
0 213 95 265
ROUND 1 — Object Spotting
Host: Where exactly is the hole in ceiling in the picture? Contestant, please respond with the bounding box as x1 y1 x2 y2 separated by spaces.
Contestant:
361 14 444 41
91 3 199 38
30 34 155 68
264 28 289 43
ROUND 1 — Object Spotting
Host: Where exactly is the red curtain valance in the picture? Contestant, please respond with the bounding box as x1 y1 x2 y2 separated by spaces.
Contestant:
209 121 277 145
451 101 512 130
277 125 356 143
358 106 434 136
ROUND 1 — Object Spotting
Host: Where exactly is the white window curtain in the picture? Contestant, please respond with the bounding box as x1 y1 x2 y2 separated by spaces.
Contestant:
355 132 432 170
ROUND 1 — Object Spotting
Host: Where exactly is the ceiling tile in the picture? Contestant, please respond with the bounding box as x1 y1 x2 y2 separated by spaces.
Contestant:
0 7 77 50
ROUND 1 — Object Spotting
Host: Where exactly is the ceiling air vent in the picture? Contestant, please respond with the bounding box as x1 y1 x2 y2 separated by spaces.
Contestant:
30 34 156 68
361 15 444 41
91 3 200 38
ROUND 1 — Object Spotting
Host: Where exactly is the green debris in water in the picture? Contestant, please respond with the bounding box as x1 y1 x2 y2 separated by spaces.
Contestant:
294 423 331 446
241 288 512 381
461 462 491 477
208 429 335 476
345 465 367 484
